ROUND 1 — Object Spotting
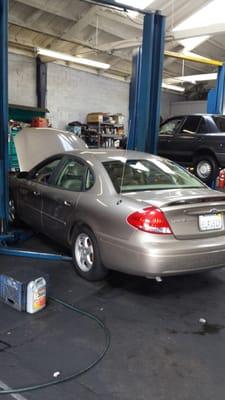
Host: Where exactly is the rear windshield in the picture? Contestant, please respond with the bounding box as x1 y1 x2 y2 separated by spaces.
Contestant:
103 158 204 193
212 116 225 132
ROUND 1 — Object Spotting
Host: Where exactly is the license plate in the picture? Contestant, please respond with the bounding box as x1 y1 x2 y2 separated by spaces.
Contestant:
199 213 223 231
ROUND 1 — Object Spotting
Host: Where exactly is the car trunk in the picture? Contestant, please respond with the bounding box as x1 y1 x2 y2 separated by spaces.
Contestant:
123 188 225 239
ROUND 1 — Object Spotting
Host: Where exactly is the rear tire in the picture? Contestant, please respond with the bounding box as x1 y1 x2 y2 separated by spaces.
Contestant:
71 226 108 281
193 155 219 185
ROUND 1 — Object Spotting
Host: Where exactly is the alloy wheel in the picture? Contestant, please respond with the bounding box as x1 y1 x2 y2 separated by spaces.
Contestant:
196 160 212 180
75 233 94 272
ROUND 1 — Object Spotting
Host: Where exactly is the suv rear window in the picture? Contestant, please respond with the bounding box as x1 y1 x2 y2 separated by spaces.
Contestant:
103 158 203 193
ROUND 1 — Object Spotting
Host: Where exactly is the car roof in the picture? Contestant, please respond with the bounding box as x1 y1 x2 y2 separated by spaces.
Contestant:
63 149 160 163
164 114 225 120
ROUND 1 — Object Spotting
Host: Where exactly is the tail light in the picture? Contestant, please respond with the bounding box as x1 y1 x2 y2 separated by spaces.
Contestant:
127 206 172 235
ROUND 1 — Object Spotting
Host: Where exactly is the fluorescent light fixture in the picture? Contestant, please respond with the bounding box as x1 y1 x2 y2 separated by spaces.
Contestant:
36 48 110 70
179 73 217 83
173 0 225 51
162 83 185 93
115 0 155 10
165 73 217 85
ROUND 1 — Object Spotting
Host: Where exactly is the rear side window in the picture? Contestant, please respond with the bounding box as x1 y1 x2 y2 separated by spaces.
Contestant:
55 159 94 192
198 118 208 133
212 116 225 132
180 116 201 134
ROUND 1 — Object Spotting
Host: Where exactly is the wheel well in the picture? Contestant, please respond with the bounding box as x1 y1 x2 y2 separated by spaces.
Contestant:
68 221 92 244
193 149 218 163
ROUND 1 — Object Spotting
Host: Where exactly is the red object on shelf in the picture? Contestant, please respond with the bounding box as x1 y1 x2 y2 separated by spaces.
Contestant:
31 117 48 128
218 169 225 188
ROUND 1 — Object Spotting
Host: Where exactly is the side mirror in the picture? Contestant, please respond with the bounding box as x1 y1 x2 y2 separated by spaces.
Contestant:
17 171 29 179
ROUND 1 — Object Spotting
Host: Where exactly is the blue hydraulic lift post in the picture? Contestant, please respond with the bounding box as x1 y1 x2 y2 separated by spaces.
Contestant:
0 0 9 234
128 48 142 150
128 12 165 154
207 65 225 114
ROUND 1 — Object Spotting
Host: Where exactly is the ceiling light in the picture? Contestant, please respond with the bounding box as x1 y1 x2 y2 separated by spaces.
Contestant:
181 73 217 83
36 48 110 70
115 0 155 10
165 73 217 86
162 83 185 93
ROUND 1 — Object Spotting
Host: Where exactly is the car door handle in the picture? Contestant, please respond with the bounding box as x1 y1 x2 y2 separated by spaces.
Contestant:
33 191 41 197
64 200 72 207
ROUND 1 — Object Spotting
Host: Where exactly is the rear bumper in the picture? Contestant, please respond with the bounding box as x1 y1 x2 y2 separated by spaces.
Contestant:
99 233 225 278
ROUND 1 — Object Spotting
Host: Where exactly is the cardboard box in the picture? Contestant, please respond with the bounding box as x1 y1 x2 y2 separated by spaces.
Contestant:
87 113 104 124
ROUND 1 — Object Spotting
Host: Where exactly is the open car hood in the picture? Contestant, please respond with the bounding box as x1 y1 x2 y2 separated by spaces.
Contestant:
14 128 87 171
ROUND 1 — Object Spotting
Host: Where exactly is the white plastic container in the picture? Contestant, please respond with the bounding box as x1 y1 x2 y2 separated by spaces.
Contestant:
26 277 47 314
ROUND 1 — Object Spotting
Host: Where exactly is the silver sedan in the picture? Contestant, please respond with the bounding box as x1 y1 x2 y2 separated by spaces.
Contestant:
10 149 225 281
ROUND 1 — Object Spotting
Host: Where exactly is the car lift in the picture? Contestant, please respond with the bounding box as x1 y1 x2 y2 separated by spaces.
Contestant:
1 0 225 256
0 0 72 262
0 0 166 261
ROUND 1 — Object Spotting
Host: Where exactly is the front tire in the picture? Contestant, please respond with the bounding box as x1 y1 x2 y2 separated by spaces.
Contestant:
193 155 219 185
71 226 108 281
9 197 20 226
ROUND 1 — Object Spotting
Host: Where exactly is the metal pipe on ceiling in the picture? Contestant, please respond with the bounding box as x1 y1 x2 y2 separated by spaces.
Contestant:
164 50 223 67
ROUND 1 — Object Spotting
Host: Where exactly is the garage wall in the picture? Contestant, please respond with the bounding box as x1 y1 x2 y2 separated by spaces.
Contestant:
171 100 207 116
8 52 185 130
47 63 129 129
8 53 37 107
160 92 185 120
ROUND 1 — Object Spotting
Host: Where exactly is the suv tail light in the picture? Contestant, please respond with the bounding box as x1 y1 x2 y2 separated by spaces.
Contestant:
127 206 172 235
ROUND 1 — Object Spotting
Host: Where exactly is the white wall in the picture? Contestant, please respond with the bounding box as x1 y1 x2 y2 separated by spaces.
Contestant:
8 53 36 107
47 63 129 129
160 91 185 120
171 100 207 116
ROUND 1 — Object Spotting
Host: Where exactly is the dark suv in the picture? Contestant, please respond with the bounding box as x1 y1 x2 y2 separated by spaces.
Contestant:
158 114 225 184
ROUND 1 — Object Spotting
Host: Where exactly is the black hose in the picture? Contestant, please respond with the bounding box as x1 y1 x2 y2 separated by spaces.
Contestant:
0 296 111 395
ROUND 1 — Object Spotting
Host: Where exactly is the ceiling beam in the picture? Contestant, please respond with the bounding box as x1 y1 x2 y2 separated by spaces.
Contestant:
96 8 143 30
62 6 99 40
26 9 43 24
14 0 143 33
97 38 141 52
13 0 79 22
172 23 225 41
8 20 131 64
8 24 132 68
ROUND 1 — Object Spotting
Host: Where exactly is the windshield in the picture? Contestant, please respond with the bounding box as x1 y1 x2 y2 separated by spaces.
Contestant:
103 158 204 193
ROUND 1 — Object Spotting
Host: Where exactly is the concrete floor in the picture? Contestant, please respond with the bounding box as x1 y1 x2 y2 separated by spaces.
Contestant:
0 234 225 400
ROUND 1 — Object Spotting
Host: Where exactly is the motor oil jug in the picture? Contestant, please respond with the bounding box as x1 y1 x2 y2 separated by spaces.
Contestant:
26 277 47 314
